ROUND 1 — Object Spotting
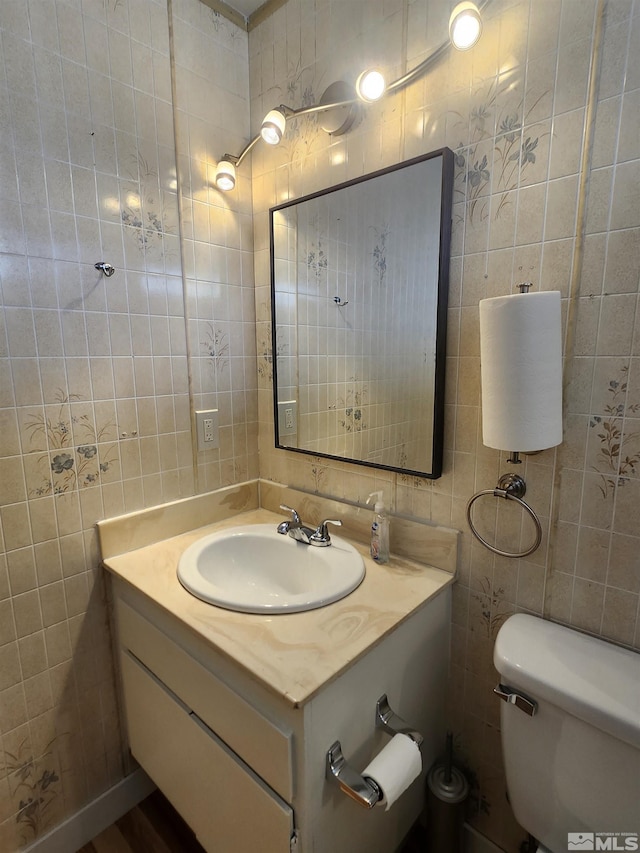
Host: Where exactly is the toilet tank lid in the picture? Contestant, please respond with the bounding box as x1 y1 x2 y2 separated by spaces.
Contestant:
494 614 640 750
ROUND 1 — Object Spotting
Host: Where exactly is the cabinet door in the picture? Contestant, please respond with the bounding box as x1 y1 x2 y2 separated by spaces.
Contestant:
120 651 295 853
116 598 293 801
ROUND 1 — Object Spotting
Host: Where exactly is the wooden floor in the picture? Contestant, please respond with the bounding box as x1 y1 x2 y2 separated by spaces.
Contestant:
79 789 427 852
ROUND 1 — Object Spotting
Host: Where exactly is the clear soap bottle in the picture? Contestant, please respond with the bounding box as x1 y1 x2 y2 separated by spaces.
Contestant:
367 491 389 564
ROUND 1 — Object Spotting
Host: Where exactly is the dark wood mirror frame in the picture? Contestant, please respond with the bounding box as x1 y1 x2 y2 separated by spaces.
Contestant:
270 147 454 479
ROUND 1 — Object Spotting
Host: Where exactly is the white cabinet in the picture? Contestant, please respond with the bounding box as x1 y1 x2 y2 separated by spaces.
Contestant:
112 578 450 853
120 651 294 852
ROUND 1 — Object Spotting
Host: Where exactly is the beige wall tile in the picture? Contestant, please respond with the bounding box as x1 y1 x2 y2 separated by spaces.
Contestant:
613 477 640 536
0 643 22 691
34 540 63 587
39 582 68 629
0 683 28 734
575 525 610 582
571 577 605 633
18 631 47 680
610 160 640 230
592 95 622 168
597 293 637 356
607 532 640 593
549 108 585 179
545 175 579 240
0 600 17 646
6 547 37 596
4 307 36 358
0 458 27 506
1 503 31 552
0 410 20 457
580 233 607 295
605 228 640 294
601 586 639 646
44 622 72 667
23 671 54 719
12 589 43 638
617 90 640 163
29 498 58 544
598 19 631 101
515 184 545 245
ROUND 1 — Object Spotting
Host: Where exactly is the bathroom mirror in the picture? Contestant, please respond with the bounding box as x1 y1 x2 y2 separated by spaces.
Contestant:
270 148 453 479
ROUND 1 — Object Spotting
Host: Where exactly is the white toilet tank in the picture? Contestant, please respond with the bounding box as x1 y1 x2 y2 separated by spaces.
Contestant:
494 614 640 852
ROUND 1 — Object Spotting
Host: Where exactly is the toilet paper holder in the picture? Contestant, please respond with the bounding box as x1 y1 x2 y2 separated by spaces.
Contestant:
326 694 423 809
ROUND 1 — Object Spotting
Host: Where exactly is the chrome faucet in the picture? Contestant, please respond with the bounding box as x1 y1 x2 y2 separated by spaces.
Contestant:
277 505 342 547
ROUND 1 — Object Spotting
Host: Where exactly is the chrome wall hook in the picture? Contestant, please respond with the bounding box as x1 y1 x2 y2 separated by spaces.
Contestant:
95 261 115 277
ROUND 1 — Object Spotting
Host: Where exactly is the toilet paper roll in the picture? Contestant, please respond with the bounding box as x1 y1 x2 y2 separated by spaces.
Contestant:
362 734 422 811
479 290 563 452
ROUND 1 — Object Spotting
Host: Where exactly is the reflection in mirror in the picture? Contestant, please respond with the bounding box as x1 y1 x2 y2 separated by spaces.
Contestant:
270 148 453 479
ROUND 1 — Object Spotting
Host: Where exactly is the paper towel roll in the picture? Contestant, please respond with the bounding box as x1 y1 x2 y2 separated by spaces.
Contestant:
362 734 422 811
479 291 562 452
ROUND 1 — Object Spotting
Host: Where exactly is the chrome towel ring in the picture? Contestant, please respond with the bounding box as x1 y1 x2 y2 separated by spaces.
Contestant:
466 473 542 558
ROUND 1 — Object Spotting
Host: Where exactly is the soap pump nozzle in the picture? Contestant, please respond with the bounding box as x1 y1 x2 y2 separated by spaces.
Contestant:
367 490 385 513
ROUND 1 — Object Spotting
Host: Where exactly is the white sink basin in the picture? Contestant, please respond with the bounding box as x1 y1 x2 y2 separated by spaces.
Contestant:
177 523 365 614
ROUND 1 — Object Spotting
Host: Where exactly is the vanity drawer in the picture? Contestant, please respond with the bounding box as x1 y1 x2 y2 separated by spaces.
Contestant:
116 599 293 801
120 651 294 853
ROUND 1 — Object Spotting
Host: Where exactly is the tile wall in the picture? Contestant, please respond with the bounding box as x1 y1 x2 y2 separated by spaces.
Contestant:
249 0 640 848
172 0 259 492
0 0 253 847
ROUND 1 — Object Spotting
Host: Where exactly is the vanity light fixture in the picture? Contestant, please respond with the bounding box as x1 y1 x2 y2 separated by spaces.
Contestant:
449 1 483 50
214 157 237 191
213 0 487 191
261 108 287 145
355 69 387 102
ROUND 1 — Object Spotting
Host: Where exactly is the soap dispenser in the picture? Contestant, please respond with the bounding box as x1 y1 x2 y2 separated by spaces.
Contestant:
367 491 390 564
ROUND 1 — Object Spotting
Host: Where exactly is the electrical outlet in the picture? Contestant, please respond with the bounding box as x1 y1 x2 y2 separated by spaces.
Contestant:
196 409 219 451
277 400 297 438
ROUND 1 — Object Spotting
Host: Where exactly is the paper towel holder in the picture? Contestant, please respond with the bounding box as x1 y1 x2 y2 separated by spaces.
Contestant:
468 281 562 557
487 281 559 464
326 694 423 808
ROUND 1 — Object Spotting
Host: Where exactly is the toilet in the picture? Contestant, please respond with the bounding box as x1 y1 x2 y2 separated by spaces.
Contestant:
493 614 640 853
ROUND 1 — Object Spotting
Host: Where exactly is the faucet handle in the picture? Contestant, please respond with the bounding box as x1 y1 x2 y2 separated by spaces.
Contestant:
310 518 342 546
280 504 301 524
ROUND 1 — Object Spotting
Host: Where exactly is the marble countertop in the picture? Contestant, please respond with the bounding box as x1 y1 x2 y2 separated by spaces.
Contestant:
102 507 454 707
